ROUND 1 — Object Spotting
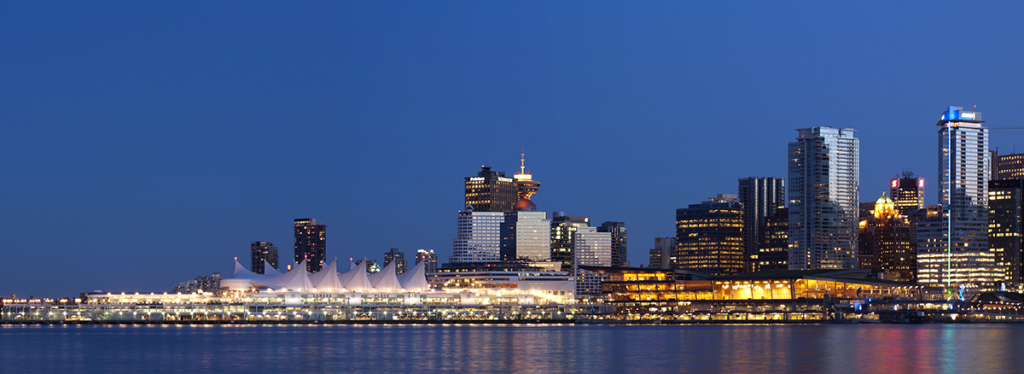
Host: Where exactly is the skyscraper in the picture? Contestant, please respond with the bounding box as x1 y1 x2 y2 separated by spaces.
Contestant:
250 241 279 275
573 227 612 297
384 248 408 275
788 127 860 270
737 177 785 272
757 208 789 271
450 207 505 263
989 179 1023 285
415 249 439 274
501 211 551 262
675 194 744 276
597 221 628 267
996 152 1024 180
294 218 327 273
465 166 518 213
917 106 999 288
890 171 925 215
550 212 590 271
860 192 916 282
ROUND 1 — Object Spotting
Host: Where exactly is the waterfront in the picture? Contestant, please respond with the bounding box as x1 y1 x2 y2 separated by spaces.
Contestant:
2 324 1022 373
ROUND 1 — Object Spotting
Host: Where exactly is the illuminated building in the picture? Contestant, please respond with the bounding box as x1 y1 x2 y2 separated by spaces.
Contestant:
919 106 995 288
675 194 744 276
250 241 279 275
384 248 408 275
450 206 504 263
294 218 327 273
573 227 612 297
464 166 518 213
737 177 785 272
996 152 1024 180
501 211 551 262
649 237 675 269
550 212 590 271
512 149 541 211
788 127 860 270
431 261 574 298
597 221 628 267
890 171 925 214
173 273 222 294
756 208 788 271
989 179 1023 285
859 192 916 282
415 249 438 274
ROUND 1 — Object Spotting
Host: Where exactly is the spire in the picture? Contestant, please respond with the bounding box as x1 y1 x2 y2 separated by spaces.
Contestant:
520 148 526 175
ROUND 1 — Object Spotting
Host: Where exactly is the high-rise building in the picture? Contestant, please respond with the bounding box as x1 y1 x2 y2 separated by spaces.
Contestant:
501 211 551 262
597 221 628 267
737 177 785 272
573 227 612 297
649 237 675 269
859 192 916 282
675 194 744 276
788 127 860 270
465 166 518 213
550 212 590 271
294 218 327 273
250 241 279 275
450 207 504 263
415 249 439 274
918 106 1000 288
996 152 1024 180
384 248 408 275
890 171 925 215
989 179 1023 285
756 208 788 271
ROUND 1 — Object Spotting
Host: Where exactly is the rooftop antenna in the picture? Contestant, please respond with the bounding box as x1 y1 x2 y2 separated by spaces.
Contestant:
520 148 526 175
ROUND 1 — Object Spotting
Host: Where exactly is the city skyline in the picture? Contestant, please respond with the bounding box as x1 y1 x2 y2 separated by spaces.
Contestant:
4 2 1024 297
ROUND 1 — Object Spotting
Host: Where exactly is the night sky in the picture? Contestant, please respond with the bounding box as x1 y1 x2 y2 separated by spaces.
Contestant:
3 2 1024 297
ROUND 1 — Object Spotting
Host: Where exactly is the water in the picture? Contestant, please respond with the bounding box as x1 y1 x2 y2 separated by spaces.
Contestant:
2 324 1021 373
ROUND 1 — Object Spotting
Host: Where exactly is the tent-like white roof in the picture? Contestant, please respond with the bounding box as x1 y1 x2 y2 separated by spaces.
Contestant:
339 261 371 291
369 261 401 291
263 260 282 275
263 259 314 291
311 258 345 291
398 260 429 292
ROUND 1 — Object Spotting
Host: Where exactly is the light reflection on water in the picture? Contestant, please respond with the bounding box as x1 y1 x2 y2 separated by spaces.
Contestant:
1 324 1021 373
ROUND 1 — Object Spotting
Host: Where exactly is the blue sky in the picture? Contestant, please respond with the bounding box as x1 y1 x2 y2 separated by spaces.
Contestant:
3 2 1023 296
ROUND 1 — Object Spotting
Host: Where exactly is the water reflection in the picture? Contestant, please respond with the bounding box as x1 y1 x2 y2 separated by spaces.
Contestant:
1 324 1022 373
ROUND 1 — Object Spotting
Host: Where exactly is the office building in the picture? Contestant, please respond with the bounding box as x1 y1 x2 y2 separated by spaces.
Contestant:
416 249 439 274
919 106 997 288
597 221 628 267
788 127 860 270
450 207 504 263
465 166 518 213
996 152 1024 180
890 171 925 215
675 194 744 276
574 227 612 297
550 213 590 271
738 177 785 272
294 218 327 273
384 248 408 275
649 237 675 269
501 211 552 262
250 241 279 275
756 208 789 271
989 179 1023 285
859 192 916 282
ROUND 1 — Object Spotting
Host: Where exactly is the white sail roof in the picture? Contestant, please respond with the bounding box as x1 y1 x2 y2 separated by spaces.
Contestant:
398 260 429 292
263 260 282 275
311 258 345 291
232 259 257 277
369 261 401 291
339 261 371 291
264 260 314 291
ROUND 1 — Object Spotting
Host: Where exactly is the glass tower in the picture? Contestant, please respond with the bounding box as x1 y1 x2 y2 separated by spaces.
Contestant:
294 218 327 273
788 127 860 270
675 194 745 276
250 241 279 275
450 208 505 263
500 211 552 262
738 177 785 272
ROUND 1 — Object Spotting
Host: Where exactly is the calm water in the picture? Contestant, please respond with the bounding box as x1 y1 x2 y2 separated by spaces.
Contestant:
1 324 1022 373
